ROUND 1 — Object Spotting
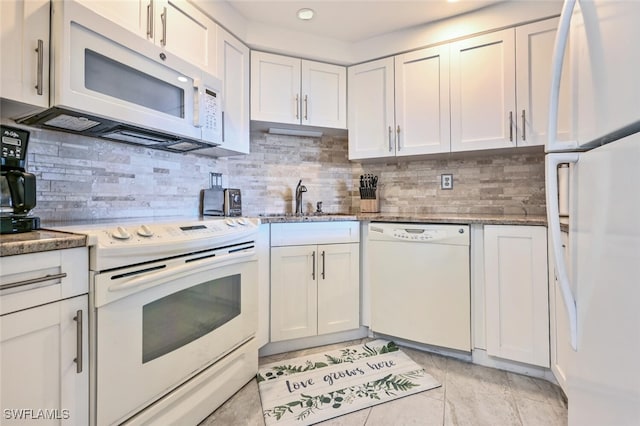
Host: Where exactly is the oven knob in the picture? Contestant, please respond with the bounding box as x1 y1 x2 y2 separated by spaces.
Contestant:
137 225 154 237
111 226 131 240
237 218 248 226
225 218 237 227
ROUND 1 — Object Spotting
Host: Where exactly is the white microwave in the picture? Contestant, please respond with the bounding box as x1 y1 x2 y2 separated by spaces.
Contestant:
18 0 222 152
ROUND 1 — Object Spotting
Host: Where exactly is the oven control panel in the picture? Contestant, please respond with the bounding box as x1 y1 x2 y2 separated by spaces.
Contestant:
51 217 260 270
104 218 254 242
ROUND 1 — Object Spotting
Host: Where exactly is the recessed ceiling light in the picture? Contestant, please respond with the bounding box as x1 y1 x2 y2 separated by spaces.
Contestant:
297 8 314 21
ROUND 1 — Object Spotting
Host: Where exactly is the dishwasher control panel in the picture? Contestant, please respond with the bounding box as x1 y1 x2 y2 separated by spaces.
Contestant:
369 223 469 245
392 228 445 241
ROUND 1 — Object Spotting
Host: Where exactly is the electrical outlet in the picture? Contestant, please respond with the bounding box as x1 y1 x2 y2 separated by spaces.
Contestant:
441 174 453 190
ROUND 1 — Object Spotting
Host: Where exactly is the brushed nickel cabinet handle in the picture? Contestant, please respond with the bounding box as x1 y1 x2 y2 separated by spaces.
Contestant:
304 95 308 120
160 7 167 47
388 126 393 152
35 39 43 95
295 94 300 120
521 109 526 141
73 310 83 374
321 250 325 279
509 111 514 142
397 125 401 150
311 251 316 280
146 0 154 39
0 272 67 291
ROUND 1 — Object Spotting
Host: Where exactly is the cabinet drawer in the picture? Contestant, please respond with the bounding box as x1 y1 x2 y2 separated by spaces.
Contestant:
271 222 359 246
0 247 88 315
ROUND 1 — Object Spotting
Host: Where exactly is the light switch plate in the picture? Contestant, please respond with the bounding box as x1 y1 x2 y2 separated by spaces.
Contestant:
441 174 453 190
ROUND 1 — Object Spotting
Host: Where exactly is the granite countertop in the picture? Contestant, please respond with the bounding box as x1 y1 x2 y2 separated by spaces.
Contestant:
0 230 87 257
258 212 548 226
2 213 559 257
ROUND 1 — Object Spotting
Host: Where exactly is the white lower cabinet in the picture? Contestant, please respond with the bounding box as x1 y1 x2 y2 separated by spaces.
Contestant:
0 247 89 425
1 296 89 424
270 222 359 342
483 225 549 367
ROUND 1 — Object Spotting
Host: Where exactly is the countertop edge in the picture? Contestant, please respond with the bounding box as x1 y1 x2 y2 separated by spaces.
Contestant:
2 214 565 257
257 213 549 227
0 231 87 257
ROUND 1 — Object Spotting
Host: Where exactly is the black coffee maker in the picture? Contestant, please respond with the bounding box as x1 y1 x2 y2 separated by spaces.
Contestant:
1 125 40 234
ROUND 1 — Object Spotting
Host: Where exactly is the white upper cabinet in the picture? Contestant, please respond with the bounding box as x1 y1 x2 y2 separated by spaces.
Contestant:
251 51 347 128
301 60 347 129
516 17 569 147
75 0 148 38
348 45 451 160
251 52 301 125
0 0 50 110
395 45 451 156
450 28 517 152
76 0 218 76
348 57 396 160
216 26 250 155
451 18 565 151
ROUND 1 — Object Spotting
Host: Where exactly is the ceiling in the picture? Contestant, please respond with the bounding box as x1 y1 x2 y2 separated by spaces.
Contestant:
223 0 506 43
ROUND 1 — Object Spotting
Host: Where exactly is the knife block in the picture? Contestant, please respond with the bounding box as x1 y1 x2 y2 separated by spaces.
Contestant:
360 198 379 213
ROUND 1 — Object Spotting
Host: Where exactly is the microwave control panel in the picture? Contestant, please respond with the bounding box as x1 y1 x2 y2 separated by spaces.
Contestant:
201 87 222 144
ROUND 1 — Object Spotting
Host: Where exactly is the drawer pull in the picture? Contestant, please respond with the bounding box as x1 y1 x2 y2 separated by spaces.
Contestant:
74 310 83 373
0 272 67 291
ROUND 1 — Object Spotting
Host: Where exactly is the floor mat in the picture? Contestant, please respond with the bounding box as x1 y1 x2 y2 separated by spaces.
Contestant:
257 339 441 425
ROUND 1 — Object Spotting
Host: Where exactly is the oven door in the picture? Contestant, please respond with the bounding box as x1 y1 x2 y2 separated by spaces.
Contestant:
93 251 257 426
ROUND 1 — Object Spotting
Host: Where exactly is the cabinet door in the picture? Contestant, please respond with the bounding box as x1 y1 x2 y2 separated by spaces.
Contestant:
484 225 549 367
1 296 89 425
0 0 50 109
217 26 250 154
75 0 148 39
317 243 359 335
156 0 217 76
270 245 318 341
515 18 570 147
251 52 301 124
395 45 451 156
450 29 516 152
301 60 347 129
348 57 396 160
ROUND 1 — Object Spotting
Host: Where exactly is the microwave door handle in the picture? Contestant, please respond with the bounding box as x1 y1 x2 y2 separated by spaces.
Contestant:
107 250 254 292
193 78 203 128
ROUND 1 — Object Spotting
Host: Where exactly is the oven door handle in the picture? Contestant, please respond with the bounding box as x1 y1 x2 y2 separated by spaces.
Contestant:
107 250 255 293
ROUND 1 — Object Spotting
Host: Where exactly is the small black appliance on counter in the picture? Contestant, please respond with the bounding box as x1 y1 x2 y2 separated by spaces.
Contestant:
1 125 40 234
200 173 242 217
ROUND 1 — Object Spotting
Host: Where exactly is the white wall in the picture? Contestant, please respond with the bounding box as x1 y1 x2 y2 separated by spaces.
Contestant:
192 0 562 65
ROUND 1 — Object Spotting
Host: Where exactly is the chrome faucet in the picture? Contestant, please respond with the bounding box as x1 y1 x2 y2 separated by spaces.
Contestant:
295 179 307 215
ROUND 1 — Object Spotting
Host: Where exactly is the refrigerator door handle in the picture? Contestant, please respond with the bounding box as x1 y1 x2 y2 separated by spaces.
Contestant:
546 153 580 350
547 0 579 152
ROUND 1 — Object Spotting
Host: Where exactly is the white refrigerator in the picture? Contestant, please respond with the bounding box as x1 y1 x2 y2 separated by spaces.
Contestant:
545 1 640 425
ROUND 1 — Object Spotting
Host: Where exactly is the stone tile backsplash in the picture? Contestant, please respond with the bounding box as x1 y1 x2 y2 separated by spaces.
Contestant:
3 118 546 222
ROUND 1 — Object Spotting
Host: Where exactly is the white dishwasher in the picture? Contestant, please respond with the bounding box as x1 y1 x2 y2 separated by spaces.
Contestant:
368 222 471 352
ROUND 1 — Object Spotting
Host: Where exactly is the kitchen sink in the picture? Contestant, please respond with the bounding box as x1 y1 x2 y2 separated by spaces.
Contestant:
257 213 356 221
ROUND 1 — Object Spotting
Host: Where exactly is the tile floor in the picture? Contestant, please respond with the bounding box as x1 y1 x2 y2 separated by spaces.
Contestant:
200 339 568 426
